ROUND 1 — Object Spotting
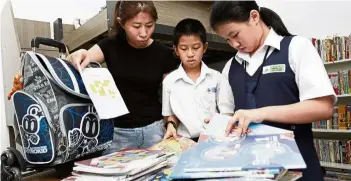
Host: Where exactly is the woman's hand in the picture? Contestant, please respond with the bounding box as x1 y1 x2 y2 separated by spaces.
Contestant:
163 123 178 140
67 49 91 71
225 109 266 136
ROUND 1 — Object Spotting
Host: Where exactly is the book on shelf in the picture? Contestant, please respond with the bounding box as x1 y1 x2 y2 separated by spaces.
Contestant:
314 139 351 165
324 170 351 181
312 35 351 63
313 105 351 130
328 71 351 96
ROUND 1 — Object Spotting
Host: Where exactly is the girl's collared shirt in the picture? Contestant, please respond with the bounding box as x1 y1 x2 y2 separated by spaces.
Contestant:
222 29 337 104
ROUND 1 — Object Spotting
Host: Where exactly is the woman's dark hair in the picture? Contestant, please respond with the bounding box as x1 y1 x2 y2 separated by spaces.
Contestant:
110 1 158 38
209 1 291 36
173 18 207 46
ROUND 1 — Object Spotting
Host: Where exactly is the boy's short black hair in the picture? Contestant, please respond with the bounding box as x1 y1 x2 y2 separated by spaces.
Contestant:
173 18 207 46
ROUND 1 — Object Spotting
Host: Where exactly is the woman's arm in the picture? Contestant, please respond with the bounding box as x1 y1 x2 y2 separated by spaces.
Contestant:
67 44 105 70
87 44 105 63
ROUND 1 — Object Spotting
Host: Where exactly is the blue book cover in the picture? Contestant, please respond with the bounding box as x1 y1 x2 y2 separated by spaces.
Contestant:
205 114 293 137
170 133 306 179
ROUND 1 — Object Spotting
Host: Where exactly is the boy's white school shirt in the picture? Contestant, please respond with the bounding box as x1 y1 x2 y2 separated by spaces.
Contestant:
162 62 234 138
222 28 337 104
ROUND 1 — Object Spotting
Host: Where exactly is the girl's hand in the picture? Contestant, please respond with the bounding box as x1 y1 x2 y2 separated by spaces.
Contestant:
225 109 265 136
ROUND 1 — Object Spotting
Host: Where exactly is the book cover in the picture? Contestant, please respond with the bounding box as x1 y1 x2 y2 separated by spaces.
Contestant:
73 149 166 175
199 122 293 142
203 114 293 139
145 168 172 181
169 168 279 180
148 137 196 157
170 134 306 179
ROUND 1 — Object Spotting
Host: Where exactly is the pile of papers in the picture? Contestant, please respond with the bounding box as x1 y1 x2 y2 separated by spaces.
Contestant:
62 149 174 181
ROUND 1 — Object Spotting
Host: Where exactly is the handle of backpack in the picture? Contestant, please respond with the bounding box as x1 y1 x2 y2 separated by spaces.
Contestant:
31 37 67 54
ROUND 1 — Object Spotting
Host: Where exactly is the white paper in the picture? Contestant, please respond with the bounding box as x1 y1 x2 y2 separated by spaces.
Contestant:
80 67 129 119
205 113 231 136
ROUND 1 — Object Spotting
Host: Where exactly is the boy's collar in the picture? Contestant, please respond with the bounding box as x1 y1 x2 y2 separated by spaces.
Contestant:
175 61 212 82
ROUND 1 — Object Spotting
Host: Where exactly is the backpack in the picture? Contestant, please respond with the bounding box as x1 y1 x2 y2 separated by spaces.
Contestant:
11 38 114 166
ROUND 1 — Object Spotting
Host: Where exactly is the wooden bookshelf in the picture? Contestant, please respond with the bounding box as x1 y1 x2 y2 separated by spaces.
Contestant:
312 129 351 139
320 161 351 170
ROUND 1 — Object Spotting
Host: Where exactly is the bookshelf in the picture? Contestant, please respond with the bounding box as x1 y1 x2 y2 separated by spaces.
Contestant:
312 129 351 140
324 58 351 65
336 94 351 105
313 34 351 172
320 161 351 170
313 55 351 170
324 59 351 73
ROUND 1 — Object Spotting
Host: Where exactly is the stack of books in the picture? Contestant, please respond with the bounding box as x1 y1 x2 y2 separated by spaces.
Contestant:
62 114 306 181
62 149 174 181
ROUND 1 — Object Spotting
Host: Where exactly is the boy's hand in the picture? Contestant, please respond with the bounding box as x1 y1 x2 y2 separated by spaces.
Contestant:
163 123 178 140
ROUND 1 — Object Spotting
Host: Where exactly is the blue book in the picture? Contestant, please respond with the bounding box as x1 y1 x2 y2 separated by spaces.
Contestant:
170 133 306 180
205 114 293 137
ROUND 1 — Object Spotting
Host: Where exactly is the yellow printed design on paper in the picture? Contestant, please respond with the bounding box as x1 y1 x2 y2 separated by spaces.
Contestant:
89 80 116 98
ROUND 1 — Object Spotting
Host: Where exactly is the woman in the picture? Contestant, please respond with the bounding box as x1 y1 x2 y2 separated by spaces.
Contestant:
209 1 335 180
67 1 179 153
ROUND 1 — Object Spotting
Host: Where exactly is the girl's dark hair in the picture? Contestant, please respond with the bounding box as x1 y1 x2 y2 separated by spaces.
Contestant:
110 1 158 38
209 1 291 36
173 18 207 46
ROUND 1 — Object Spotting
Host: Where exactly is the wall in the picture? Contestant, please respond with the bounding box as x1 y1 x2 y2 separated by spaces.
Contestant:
257 0 351 39
15 18 75 57
154 1 213 33
1 0 20 152
0 0 7 152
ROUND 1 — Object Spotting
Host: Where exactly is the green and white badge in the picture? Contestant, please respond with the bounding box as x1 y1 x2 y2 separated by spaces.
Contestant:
262 64 286 74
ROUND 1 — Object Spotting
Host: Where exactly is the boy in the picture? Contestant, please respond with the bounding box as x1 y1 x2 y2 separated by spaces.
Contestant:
162 18 235 142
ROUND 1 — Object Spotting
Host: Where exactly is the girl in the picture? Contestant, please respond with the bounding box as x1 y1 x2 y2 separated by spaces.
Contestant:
67 1 179 153
209 1 335 180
